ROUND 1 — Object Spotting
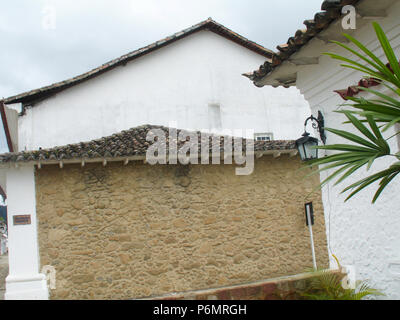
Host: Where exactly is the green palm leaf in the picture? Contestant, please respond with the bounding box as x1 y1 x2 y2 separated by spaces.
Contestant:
299 268 384 300
306 22 400 203
373 22 400 79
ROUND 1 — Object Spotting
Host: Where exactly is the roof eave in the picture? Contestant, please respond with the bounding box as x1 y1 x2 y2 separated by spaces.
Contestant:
0 148 299 169
245 0 371 88
4 18 273 106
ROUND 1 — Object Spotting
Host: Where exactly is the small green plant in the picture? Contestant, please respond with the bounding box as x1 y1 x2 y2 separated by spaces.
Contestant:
300 269 384 300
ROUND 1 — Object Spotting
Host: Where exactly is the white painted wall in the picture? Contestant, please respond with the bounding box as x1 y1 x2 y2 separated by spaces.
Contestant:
295 0 400 299
15 30 310 151
5 166 48 299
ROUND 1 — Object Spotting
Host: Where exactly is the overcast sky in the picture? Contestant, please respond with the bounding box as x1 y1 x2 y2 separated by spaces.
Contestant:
0 0 323 99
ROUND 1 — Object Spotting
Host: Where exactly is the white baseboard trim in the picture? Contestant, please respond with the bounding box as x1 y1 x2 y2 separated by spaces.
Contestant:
5 273 49 300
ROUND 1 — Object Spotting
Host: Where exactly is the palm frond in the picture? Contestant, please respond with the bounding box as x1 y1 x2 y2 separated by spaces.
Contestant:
307 22 400 203
300 268 383 300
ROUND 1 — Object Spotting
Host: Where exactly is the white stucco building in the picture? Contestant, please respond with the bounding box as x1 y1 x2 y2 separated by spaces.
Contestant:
0 18 311 299
245 0 400 299
3 18 310 153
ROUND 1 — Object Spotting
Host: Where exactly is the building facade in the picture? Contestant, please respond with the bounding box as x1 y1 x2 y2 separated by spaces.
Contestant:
0 19 321 299
3 19 311 153
246 0 400 299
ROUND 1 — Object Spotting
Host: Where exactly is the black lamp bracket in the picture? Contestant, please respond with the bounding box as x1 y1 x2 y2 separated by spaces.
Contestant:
304 111 326 145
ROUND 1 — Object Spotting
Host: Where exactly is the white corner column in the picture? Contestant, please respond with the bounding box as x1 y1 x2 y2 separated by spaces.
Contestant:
5 165 48 300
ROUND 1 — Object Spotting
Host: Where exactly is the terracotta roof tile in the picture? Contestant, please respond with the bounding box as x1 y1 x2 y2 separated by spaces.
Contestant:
244 0 360 86
0 125 295 164
334 59 400 99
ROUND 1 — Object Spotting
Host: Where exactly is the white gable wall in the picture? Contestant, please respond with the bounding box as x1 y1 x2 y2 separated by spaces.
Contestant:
17 30 311 151
295 0 400 299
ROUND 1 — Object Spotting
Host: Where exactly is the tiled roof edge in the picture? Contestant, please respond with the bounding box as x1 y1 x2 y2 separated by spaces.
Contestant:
0 125 296 164
4 18 273 106
243 0 361 86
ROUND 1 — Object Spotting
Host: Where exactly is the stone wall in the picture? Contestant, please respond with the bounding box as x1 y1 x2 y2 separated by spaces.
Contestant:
35 155 329 299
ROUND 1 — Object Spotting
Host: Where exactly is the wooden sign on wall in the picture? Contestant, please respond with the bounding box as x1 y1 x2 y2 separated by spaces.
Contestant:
13 215 31 225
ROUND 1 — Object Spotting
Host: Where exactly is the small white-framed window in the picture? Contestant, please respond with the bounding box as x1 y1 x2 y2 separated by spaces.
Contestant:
254 133 273 141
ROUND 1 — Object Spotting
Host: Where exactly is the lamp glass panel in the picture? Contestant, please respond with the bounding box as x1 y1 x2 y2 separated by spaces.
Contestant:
304 140 318 159
298 143 306 160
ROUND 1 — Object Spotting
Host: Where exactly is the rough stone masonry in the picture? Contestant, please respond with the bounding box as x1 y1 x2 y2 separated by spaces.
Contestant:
35 155 328 299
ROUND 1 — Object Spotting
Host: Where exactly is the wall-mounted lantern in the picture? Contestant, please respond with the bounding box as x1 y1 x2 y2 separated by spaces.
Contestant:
296 111 326 161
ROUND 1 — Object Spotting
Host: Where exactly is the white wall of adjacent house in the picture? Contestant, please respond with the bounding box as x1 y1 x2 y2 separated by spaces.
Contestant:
295 0 400 299
13 30 310 151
